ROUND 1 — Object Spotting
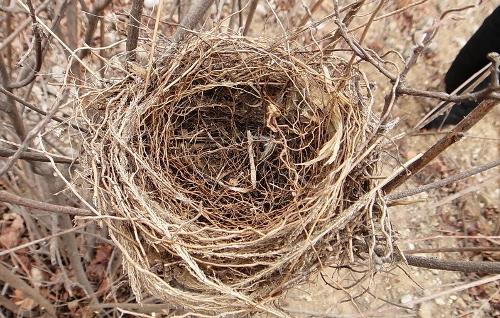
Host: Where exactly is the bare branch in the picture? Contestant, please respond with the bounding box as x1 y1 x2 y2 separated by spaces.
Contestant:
0 263 56 316
0 93 64 176
382 99 498 194
0 221 91 257
7 0 43 89
173 0 215 43
126 0 145 61
0 85 87 132
405 246 500 254
0 147 78 164
0 56 27 140
404 254 500 274
78 0 112 60
0 190 91 215
0 0 51 52
386 159 500 201
242 0 258 36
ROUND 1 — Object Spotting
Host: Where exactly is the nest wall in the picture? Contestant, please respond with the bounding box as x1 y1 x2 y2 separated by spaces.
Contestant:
77 34 388 316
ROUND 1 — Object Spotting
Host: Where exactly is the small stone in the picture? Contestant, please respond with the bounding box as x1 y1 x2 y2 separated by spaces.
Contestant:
434 297 446 305
418 302 434 318
401 294 413 304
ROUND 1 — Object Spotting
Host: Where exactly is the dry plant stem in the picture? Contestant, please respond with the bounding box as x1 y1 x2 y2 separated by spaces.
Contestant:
5 10 12 75
126 0 145 61
67 0 80 75
7 0 42 89
323 0 364 49
406 273 500 307
0 147 77 164
89 302 174 313
386 159 500 201
0 222 90 257
228 0 239 31
66 0 79 50
346 0 385 70
60 215 98 303
405 255 500 274
405 246 500 254
0 295 27 317
0 86 85 132
0 0 50 52
382 99 498 194
0 58 27 140
173 0 215 42
0 95 63 177
0 190 91 215
242 0 258 35
79 0 112 60
298 0 325 27
0 263 56 316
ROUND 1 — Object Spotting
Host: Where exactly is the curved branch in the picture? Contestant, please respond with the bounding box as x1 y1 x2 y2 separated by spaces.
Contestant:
7 0 43 89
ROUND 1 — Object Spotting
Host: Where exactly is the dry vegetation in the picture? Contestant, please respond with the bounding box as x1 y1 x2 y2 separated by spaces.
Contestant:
0 0 498 317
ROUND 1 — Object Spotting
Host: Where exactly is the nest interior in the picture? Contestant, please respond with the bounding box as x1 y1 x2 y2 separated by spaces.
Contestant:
78 34 387 316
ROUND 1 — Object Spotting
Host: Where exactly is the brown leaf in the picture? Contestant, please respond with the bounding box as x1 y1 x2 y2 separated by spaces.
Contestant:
0 213 25 248
93 244 113 264
11 289 36 311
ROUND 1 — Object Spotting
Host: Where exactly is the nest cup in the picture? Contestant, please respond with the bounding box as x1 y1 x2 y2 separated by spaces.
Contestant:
78 34 385 316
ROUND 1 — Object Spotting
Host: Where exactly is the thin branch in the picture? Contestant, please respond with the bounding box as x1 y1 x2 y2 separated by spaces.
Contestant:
0 148 77 164
0 94 63 177
0 190 91 215
78 0 113 61
0 85 87 132
382 98 498 194
126 0 144 61
386 159 500 201
404 255 500 274
321 0 364 50
7 0 43 89
0 221 91 257
60 215 98 304
89 302 174 313
0 263 56 316
172 0 215 43
0 0 51 52
405 246 500 254
242 0 258 36
0 56 27 140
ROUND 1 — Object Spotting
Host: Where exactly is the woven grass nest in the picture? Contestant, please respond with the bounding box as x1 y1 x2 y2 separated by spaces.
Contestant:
78 33 390 316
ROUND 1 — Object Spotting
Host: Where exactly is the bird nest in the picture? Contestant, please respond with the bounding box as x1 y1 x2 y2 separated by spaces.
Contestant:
77 34 390 316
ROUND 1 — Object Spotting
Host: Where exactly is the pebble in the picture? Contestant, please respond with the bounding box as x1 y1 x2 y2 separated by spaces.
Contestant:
434 297 446 306
418 302 435 318
401 294 413 304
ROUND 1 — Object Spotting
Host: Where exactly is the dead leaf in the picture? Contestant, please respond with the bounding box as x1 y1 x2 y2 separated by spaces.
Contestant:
0 213 25 248
12 289 36 311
